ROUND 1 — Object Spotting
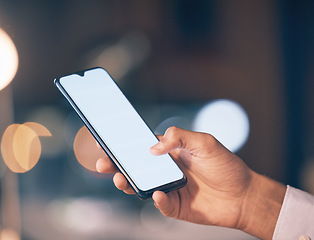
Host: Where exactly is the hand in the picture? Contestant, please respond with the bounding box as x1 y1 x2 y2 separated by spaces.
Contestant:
97 126 251 226
149 127 252 228
96 127 286 239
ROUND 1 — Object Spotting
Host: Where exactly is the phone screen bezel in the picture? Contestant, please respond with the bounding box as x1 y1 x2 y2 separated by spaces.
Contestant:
54 67 187 199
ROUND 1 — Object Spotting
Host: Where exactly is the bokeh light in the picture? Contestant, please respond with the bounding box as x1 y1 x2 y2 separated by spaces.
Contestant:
1 122 51 173
193 99 250 152
0 228 20 240
87 32 150 80
0 28 19 91
26 106 65 157
73 126 106 172
50 197 113 234
154 116 191 135
47 197 130 237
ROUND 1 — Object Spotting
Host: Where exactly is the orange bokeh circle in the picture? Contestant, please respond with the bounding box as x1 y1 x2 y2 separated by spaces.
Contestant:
73 126 106 172
0 122 51 173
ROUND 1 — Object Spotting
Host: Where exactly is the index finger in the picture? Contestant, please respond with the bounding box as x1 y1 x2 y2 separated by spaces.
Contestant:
96 157 119 173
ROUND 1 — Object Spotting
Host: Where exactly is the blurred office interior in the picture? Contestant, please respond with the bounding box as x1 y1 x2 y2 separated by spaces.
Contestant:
0 0 313 239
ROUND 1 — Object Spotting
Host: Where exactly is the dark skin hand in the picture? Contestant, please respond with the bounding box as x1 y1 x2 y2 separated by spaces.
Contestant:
96 127 286 240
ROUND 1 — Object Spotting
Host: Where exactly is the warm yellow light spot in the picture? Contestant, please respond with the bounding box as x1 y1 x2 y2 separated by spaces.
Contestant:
0 228 20 240
23 122 52 137
0 28 19 91
1 124 26 173
12 124 40 171
0 122 51 173
73 126 105 172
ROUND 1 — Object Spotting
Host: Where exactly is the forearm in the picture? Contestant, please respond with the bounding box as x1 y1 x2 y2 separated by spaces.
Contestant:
237 171 286 240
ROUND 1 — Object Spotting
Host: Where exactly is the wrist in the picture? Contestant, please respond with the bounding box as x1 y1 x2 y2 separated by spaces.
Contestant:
237 171 286 240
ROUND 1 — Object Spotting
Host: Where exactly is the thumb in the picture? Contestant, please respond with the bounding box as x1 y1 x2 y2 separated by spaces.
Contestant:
150 126 188 155
151 126 224 158
152 191 175 217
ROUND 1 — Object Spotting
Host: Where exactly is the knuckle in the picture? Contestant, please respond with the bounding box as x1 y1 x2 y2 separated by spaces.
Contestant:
165 126 179 135
205 133 216 142
202 132 223 149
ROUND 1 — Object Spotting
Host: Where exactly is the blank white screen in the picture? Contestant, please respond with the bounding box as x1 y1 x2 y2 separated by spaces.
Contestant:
59 68 183 191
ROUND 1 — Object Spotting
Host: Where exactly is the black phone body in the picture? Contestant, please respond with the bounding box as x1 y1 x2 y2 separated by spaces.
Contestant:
54 67 186 199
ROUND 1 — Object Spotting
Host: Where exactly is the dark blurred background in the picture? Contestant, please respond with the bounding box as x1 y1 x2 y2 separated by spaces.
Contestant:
0 0 313 239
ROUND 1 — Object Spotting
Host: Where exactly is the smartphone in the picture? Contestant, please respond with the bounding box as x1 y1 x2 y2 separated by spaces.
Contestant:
54 67 186 199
